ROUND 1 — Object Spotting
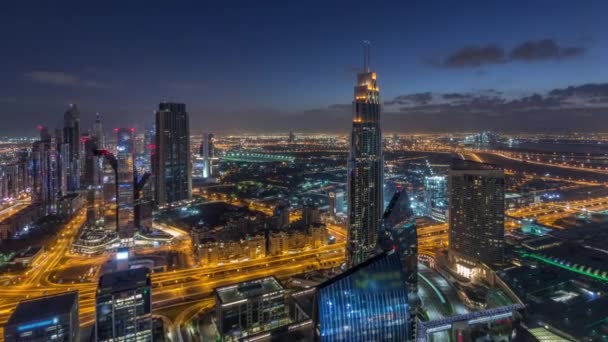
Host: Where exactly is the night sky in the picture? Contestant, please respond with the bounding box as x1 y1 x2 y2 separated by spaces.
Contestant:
1 1 607 136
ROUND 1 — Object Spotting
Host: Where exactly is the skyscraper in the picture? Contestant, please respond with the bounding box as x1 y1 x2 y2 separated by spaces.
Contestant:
200 132 214 178
346 42 383 268
424 175 448 222
54 128 69 198
93 113 105 149
154 102 191 206
95 268 152 341
448 159 505 275
381 189 418 298
31 129 59 215
116 128 136 243
63 104 81 192
315 251 410 341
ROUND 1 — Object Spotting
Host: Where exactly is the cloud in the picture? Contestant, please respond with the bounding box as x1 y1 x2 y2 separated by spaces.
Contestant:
23 71 106 88
439 45 506 68
437 38 585 68
510 39 585 61
384 92 433 106
377 83 608 132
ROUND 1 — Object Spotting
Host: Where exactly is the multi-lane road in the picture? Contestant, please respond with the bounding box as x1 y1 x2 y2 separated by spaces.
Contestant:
0 209 347 340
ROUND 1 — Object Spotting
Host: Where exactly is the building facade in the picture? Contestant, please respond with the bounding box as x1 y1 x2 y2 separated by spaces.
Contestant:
95 268 152 341
449 159 505 274
63 104 81 192
315 251 410 341
347 43 383 267
154 102 191 206
116 128 136 243
424 175 448 222
31 137 58 215
381 189 418 298
4 292 79 342
200 132 214 178
214 276 292 341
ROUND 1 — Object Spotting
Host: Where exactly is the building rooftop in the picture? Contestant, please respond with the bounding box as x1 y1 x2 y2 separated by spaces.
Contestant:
214 276 284 304
97 267 151 295
6 291 78 326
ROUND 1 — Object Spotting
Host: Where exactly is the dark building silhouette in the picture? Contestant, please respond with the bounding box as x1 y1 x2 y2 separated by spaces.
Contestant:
381 189 418 297
154 102 191 206
4 291 79 342
63 104 81 191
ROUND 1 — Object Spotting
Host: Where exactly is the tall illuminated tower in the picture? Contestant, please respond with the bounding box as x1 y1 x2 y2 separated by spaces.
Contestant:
346 42 384 268
116 128 136 244
200 132 214 178
449 159 505 274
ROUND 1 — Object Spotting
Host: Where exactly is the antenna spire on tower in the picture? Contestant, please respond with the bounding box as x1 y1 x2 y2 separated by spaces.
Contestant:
363 40 371 72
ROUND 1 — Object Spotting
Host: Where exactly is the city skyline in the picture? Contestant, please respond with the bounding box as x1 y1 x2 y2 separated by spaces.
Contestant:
1 1 608 135
1 3 608 341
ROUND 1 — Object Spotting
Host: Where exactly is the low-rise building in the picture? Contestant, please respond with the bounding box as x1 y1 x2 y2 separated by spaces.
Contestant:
4 291 79 342
213 276 312 341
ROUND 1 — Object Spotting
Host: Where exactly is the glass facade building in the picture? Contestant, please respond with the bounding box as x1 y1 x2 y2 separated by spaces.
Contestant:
449 159 505 269
63 104 81 192
95 267 152 342
116 128 136 243
423 175 448 222
316 251 410 341
381 189 418 297
347 43 384 268
154 102 192 206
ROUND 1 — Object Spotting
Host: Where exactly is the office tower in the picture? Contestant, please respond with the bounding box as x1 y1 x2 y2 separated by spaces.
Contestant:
83 135 104 226
302 202 321 226
346 42 383 268
134 173 153 232
0 149 30 200
328 192 337 217
381 189 417 296
288 130 295 143
38 125 51 141
449 159 505 273
96 268 152 342
315 251 410 341
200 132 214 178
31 133 59 215
4 291 79 342
82 135 100 188
199 132 215 158
154 102 191 206
63 104 81 191
116 128 136 243
424 175 448 222
274 202 290 229
143 122 155 169
53 128 68 197
94 113 105 148
214 276 296 341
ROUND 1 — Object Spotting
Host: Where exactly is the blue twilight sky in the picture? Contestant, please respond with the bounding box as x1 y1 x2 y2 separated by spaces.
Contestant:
1 0 607 135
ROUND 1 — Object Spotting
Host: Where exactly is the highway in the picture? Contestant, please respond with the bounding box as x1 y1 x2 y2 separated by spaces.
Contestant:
0 208 346 341
0 196 31 224
463 151 608 184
